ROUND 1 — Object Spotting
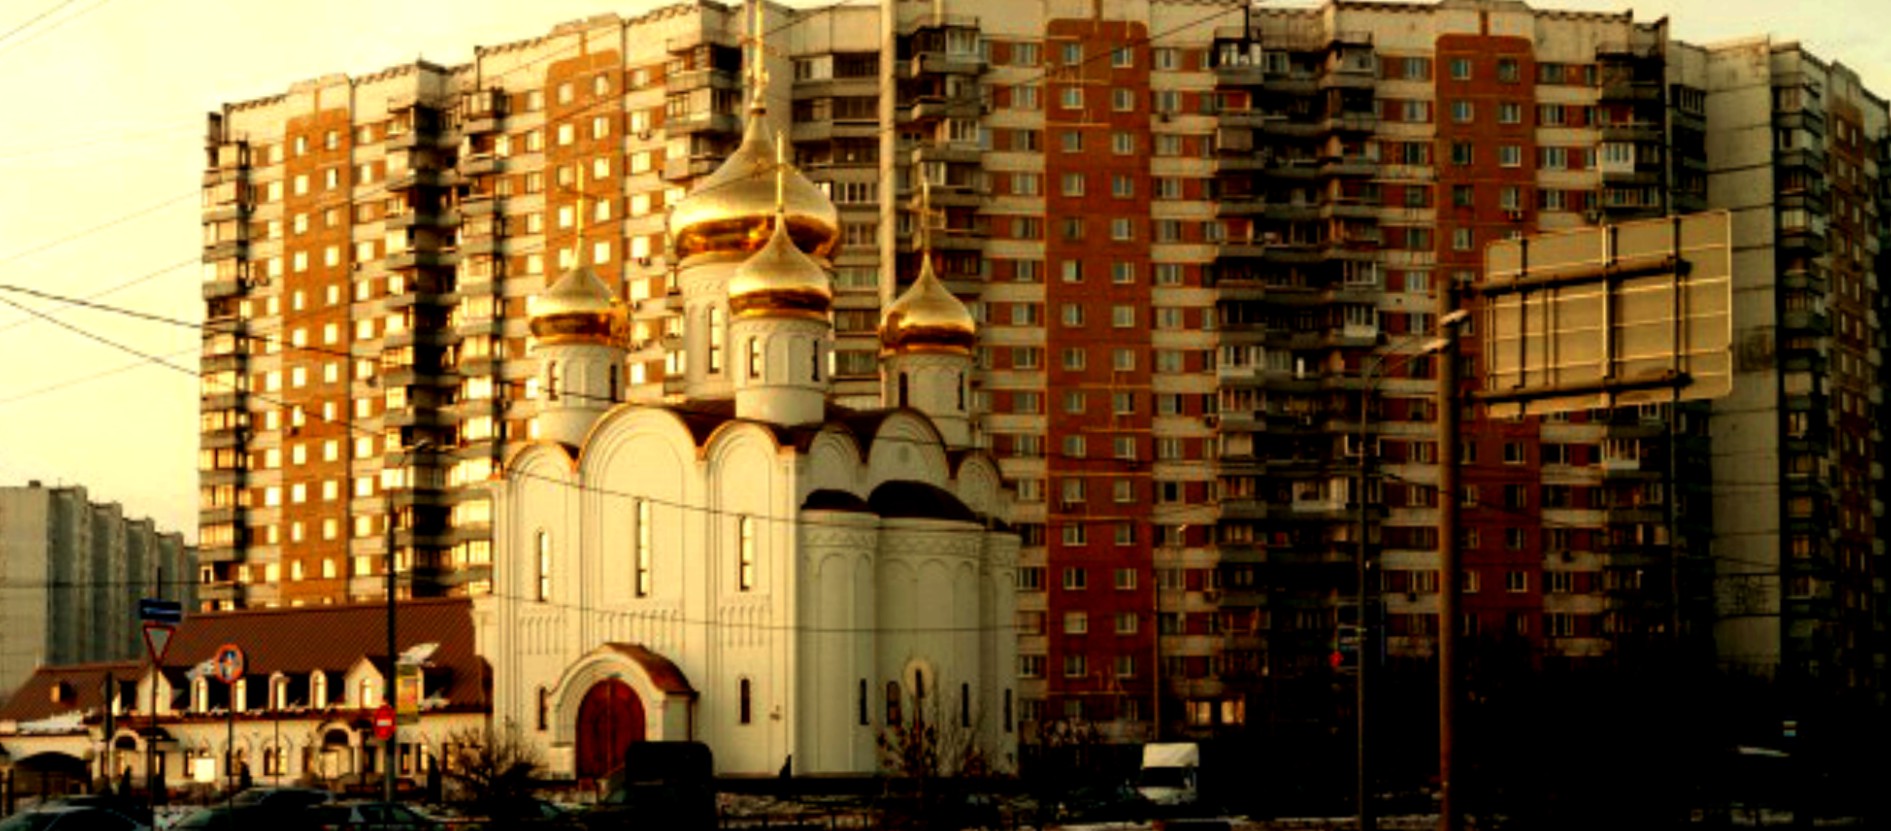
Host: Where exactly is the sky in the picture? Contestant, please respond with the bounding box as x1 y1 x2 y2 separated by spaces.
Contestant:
0 0 1886 542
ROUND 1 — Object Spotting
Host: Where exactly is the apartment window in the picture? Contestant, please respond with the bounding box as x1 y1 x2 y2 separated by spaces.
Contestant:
1061 131 1083 152
1061 43 1082 65
1061 348 1088 371
1111 262 1136 284
1497 102 1522 124
1015 42 1040 66
1110 217 1133 240
1112 88 1134 111
1111 305 1135 327
1153 47 1178 70
1111 174 1134 198
1064 612 1089 635
1505 571 1528 593
1449 57 1472 80
1064 654 1088 678
1538 104 1566 126
1497 58 1519 83
1060 87 1083 109
1450 142 1473 166
1450 100 1474 123
1061 172 1085 196
1063 567 1087 590
1451 185 1474 207
1498 145 1523 167
1106 567 1138 595
1452 228 1474 251
1061 304 1086 327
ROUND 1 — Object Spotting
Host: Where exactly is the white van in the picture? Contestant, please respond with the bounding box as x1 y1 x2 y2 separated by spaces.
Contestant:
1136 742 1201 806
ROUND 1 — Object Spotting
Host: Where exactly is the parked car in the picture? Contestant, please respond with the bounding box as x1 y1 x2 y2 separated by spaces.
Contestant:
301 802 444 831
0 805 149 831
43 795 153 827
231 786 337 811
465 798 570 828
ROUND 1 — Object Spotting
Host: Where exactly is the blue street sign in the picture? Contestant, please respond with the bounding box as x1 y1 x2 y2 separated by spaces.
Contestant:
138 598 183 625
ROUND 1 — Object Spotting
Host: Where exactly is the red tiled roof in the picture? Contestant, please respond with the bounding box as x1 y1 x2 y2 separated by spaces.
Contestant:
0 599 486 725
0 661 141 724
605 643 695 696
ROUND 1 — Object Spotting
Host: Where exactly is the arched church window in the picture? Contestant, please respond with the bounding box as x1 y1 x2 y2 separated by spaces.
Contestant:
885 681 902 726
812 341 821 382
1004 690 1013 733
748 337 762 379
547 361 560 402
191 677 209 713
609 365 620 402
957 371 966 411
857 679 868 726
311 671 327 708
536 531 552 602
960 682 970 728
360 678 377 709
738 678 753 724
737 517 756 591
708 307 725 373
898 373 910 407
634 500 652 597
536 687 549 731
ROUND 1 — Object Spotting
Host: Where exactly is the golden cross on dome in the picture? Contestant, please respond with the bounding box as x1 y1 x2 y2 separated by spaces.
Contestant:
744 0 770 110
913 177 945 255
574 163 588 268
775 130 787 212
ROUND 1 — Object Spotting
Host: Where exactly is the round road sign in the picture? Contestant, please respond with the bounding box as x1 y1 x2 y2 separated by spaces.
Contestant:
373 704 396 741
213 643 245 685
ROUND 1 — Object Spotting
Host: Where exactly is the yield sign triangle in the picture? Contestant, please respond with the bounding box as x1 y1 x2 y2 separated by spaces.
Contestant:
142 623 174 665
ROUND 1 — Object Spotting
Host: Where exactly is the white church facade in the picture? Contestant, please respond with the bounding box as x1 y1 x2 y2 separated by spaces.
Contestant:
473 37 1018 780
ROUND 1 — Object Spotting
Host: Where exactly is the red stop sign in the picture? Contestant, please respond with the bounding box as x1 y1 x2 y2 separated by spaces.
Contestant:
373 704 396 740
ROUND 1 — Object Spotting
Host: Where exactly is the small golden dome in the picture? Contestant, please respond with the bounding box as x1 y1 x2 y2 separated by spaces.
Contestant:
529 265 627 346
667 114 841 261
881 254 976 355
729 213 833 320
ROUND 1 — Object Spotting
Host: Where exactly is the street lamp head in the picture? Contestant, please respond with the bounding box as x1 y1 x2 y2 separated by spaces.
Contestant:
1418 337 1452 355
1438 309 1471 329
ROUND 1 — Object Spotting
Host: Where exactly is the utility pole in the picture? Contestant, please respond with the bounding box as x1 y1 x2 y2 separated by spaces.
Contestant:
1437 285 1462 831
1356 379 1374 831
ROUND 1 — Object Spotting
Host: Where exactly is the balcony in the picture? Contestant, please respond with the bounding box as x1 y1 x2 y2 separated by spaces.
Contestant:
459 154 505 178
907 52 985 78
666 111 741 135
1600 121 1664 143
1214 63 1266 87
668 67 739 93
1600 79 1662 102
386 169 451 191
907 96 983 123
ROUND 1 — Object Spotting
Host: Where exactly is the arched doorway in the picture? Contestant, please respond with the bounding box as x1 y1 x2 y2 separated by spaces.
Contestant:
575 678 644 781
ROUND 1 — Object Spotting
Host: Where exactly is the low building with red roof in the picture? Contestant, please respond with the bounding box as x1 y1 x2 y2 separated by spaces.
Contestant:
0 598 486 795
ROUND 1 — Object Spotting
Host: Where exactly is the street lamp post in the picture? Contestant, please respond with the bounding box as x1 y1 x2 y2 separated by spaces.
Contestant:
1354 315 1464 831
386 440 432 805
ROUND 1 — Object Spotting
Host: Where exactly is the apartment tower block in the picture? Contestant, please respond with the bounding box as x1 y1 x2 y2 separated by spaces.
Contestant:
197 0 1889 743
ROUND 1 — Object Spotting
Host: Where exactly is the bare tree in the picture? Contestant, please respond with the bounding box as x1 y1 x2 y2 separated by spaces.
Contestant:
440 718 545 805
876 691 1000 830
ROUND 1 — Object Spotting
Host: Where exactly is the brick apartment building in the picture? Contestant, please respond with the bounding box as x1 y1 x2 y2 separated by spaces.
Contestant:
197 0 1888 744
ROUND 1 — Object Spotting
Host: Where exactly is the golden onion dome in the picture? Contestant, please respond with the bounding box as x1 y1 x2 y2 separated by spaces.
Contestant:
728 213 833 320
667 112 841 262
881 254 976 355
528 265 627 346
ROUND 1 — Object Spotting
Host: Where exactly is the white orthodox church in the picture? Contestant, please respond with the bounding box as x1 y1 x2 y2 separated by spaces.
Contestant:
472 45 1018 780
